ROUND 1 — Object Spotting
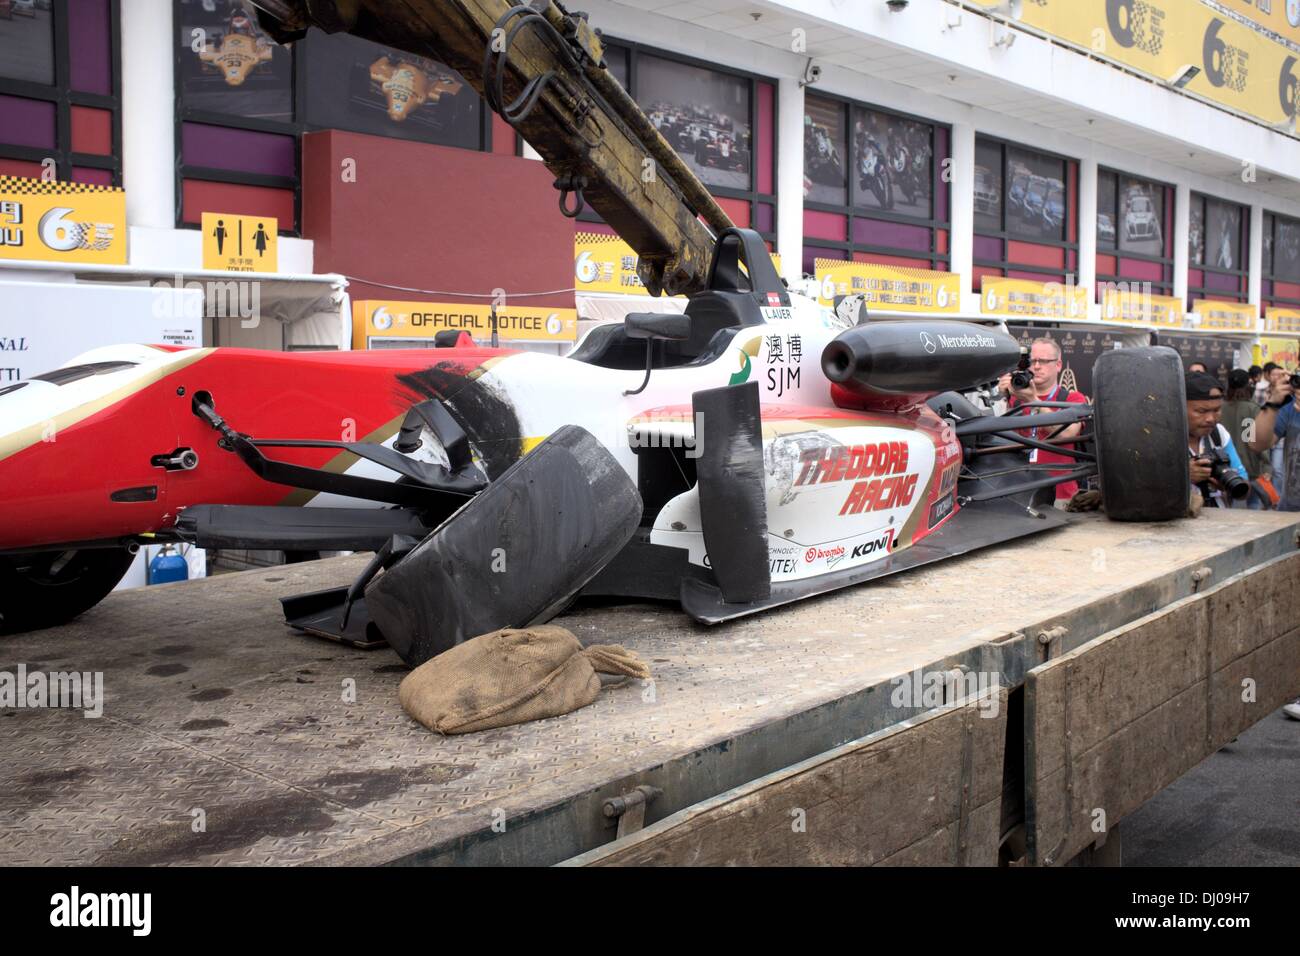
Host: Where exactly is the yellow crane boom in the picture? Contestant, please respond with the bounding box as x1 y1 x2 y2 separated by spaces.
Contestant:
250 0 735 296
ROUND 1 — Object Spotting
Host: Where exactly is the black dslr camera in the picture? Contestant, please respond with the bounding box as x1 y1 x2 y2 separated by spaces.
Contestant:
1011 348 1033 390
1198 445 1249 501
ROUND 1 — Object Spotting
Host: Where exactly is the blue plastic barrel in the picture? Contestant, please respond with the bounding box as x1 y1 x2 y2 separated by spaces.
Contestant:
148 548 189 586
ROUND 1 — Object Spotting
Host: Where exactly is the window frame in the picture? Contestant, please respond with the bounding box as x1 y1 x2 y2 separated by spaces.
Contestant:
173 16 499 237
1187 191 1250 306
1263 209 1300 311
973 133 1080 286
1094 165 1176 298
578 38 779 248
801 90 952 272
0 0 122 186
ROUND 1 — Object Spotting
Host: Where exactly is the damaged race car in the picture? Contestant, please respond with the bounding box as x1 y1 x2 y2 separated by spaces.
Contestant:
0 228 1191 665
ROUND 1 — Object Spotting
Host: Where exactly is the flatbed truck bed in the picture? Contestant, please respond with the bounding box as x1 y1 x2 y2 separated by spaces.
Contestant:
3 510 1298 866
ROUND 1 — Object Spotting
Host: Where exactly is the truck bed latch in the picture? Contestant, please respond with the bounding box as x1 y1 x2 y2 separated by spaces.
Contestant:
604 785 662 839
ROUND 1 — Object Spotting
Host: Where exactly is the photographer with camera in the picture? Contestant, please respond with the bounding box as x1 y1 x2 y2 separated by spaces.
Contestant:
997 337 1087 503
1186 372 1250 508
1247 366 1298 511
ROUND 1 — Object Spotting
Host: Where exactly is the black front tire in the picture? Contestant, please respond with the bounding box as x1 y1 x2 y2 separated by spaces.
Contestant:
0 548 136 635
1092 346 1190 522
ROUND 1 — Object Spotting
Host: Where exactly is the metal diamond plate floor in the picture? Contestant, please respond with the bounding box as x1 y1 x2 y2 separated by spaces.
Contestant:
2 510 1297 865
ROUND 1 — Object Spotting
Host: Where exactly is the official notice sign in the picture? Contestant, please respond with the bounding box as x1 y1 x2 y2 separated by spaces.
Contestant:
353 300 579 348
0 176 126 266
202 212 278 273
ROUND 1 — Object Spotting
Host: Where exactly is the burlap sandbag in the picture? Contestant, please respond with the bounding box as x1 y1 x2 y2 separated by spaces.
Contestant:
398 624 651 735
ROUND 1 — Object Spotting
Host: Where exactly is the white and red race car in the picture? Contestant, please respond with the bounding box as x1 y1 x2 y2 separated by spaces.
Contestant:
0 229 1190 664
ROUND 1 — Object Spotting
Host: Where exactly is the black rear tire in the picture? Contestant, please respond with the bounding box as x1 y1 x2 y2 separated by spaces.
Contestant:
0 548 136 635
1092 346 1189 521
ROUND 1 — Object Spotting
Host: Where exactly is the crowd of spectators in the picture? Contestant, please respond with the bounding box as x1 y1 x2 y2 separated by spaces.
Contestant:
1182 360 1295 512
1000 342 1299 721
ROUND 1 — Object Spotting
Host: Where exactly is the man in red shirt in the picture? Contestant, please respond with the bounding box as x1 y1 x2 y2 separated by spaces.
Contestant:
997 337 1088 502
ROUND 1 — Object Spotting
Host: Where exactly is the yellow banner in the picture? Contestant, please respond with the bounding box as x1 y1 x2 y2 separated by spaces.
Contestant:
1210 0 1300 48
575 232 780 296
814 257 960 313
0 176 126 266
1192 298 1258 329
202 212 279 273
1258 335 1300 367
982 277 1090 319
1266 306 1300 333
966 0 1300 126
353 300 578 348
1101 286 1185 325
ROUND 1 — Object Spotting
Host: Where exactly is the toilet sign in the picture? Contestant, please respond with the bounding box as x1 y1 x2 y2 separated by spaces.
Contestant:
201 212 278 273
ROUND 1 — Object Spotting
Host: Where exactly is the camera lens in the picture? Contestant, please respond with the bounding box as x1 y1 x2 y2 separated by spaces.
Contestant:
1210 460 1250 500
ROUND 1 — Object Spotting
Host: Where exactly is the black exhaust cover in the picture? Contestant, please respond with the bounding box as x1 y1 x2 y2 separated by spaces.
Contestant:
365 425 642 666
822 321 1020 395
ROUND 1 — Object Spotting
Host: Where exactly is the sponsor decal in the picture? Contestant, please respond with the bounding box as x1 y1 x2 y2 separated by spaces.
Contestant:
840 473 919 515
768 542 803 576
794 441 921 517
931 331 999 350
804 544 847 569
937 461 960 497
766 292 783 307
928 493 955 529
795 441 910 486
763 332 803 398
769 557 799 575
850 529 895 559
729 334 762 386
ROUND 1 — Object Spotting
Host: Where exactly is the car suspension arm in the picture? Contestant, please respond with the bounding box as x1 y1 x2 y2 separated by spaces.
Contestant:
958 465 1096 504
969 432 1097 461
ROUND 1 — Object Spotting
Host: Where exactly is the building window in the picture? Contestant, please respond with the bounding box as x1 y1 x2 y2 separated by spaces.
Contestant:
972 136 1079 289
1187 192 1249 306
1263 211 1300 309
0 0 121 187
175 0 499 236
299 30 487 151
175 0 301 234
1095 169 1175 297
801 93 949 276
579 41 777 249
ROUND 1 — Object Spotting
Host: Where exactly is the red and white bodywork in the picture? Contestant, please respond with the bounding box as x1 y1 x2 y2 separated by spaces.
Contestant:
0 308 962 588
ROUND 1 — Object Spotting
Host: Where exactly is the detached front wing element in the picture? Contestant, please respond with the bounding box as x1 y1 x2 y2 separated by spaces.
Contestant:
693 381 770 604
365 425 643 666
